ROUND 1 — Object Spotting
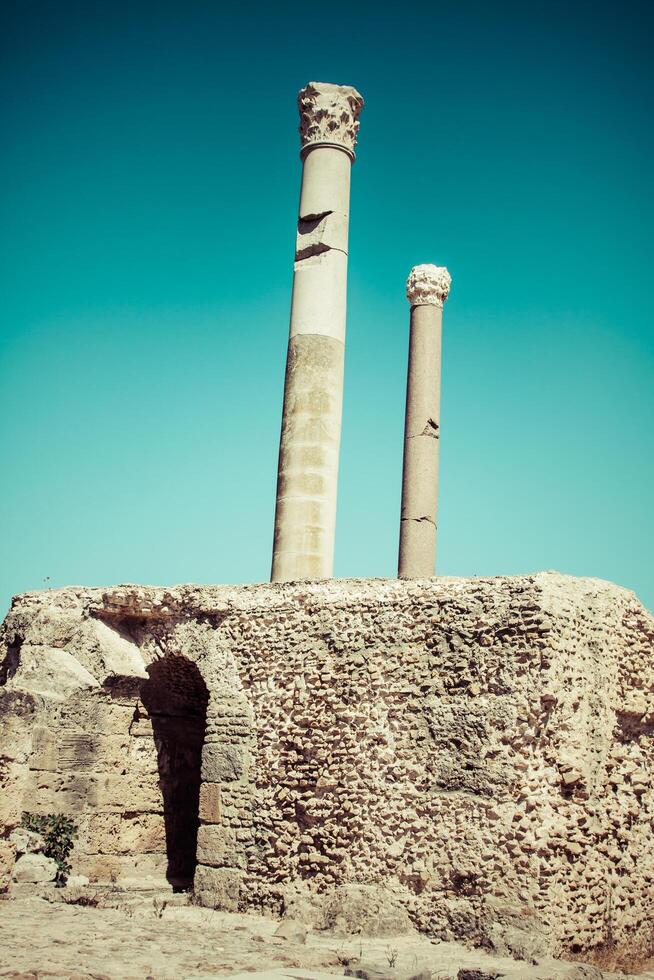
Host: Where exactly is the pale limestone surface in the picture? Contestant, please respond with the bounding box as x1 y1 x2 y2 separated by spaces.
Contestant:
398 264 451 577
271 82 364 583
12 852 57 882
1 574 653 971
9 826 46 855
0 895 650 979
3 644 99 700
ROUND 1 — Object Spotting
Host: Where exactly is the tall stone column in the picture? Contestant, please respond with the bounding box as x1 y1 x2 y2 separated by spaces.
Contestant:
271 82 364 583
398 264 452 578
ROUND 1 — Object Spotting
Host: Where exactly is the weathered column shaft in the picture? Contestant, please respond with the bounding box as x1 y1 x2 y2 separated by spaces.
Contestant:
398 265 451 578
272 82 363 583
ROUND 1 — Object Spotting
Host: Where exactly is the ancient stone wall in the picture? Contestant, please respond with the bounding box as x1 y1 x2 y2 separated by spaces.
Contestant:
1 574 653 968
1 682 169 887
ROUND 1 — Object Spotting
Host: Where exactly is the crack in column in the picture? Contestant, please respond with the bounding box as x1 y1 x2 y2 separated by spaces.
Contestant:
295 242 347 262
298 210 334 228
408 419 440 440
422 418 439 438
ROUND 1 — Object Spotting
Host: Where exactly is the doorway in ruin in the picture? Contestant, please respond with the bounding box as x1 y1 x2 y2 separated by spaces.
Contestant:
140 656 209 890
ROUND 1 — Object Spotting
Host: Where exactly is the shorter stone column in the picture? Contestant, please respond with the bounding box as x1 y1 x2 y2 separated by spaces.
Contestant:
398 264 451 578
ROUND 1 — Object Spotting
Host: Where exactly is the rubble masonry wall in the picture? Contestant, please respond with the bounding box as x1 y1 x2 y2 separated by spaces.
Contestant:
0 574 653 966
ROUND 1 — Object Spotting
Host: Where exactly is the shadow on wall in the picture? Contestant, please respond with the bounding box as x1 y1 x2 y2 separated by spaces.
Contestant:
140 656 209 891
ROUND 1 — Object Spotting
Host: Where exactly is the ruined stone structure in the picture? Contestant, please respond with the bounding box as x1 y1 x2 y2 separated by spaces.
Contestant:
1 574 653 968
271 82 364 583
399 264 452 578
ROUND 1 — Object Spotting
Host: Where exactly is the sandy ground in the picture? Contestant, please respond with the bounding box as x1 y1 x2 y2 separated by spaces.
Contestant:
0 895 653 980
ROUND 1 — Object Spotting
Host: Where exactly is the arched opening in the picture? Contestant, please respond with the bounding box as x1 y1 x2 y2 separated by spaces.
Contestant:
140 656 209 890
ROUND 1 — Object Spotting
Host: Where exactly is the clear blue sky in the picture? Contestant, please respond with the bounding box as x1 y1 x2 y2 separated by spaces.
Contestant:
1 0 652 616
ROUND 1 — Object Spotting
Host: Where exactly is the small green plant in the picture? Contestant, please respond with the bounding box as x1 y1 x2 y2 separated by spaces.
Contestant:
21 812 78 885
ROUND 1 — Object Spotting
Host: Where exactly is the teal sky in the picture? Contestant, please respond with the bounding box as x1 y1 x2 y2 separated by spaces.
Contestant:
1 0 652 615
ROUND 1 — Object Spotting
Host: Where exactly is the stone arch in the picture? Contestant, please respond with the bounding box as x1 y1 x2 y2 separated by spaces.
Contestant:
140 655 209 890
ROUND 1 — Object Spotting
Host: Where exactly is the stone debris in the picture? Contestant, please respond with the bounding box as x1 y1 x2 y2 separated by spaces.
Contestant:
9 828 46 855
273 919 309 944
345 965 432 980
66 873 90 887
11 853 57 883
457 971 504 980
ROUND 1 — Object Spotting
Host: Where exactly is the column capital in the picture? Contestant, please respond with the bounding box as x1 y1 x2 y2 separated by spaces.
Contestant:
298 81 364 160
406 264 452 309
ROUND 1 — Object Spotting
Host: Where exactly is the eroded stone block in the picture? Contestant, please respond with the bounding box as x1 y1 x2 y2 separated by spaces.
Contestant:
87 772 162 813
29 725 59 771
201 742 248 782
0 839 16 888
196 824 243 868
85 813 166 856
9 827 45 855
193 864 242 910
4 645 99 702
198 781 222 824
12 852 57 883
